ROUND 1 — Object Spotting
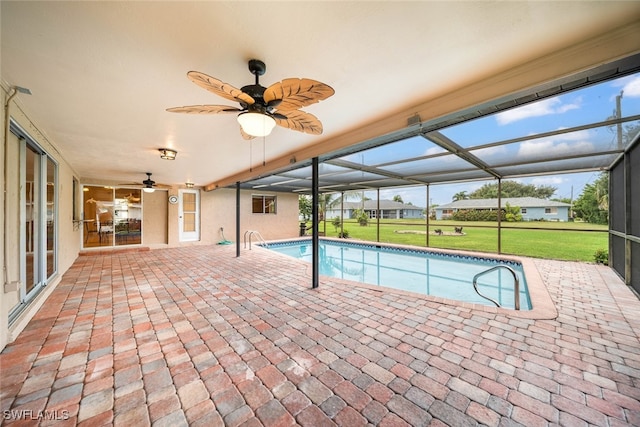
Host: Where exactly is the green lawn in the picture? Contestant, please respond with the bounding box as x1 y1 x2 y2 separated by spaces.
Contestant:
317 219 608 262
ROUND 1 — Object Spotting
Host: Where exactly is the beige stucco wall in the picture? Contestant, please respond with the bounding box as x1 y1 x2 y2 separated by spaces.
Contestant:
200 188 299 243
143 189 169 245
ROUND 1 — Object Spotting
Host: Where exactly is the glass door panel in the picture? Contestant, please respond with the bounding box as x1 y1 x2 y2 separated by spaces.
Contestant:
24 145 41 295
46 156 56 279
114 188 142 246
83 185 115 247
83 186 142 247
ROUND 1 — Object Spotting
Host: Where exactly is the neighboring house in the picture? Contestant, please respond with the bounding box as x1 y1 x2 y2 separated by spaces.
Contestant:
326 199 425 220
435 197 571 221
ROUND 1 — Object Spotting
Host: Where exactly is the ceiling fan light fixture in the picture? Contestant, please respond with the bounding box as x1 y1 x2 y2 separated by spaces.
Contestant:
143 187 155 193
159 148 177 160
185 182 194 188
237 112 276 137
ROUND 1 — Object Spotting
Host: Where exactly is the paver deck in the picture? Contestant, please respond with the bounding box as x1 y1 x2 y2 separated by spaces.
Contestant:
1 244 639 426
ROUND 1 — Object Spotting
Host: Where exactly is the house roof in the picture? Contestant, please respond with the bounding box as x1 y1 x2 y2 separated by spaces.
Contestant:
436 197 571 210
330 200 424 211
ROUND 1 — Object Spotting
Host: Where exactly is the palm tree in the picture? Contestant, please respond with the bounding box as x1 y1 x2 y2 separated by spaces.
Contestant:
452 191 468 201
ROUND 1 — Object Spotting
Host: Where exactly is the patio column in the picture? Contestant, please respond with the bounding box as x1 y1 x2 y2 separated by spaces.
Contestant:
312 157 319 289
236 181 240 257
426 185 430 247
376 189 380 242
340 191 344 238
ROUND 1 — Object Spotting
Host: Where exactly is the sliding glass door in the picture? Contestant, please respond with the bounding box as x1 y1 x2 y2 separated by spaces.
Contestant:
19 134 57 306
83 186 142 248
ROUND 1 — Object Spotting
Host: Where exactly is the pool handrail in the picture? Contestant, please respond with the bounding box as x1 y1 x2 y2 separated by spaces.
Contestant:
472 264 520 310
244 230 268 250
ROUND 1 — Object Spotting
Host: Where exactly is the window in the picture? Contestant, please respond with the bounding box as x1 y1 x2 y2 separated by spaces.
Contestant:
545 207 558 214
72 177 80 221
252 195 276 214
521 208 527 214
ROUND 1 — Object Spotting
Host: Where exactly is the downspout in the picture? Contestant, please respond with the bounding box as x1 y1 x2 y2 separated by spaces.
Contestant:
4 88 23 291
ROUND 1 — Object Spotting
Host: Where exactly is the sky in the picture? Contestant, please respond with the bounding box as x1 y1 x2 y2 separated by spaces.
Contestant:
350 72 640 208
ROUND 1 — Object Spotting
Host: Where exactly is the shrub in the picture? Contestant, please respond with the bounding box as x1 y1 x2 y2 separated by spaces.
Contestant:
353 209 369 226
594 248 608 265
338 229 350 238
452 209 505 222
504 203 523 222
331 216 342 231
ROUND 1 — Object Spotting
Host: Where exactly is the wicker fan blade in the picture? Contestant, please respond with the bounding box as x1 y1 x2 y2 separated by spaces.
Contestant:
187 71 255 105
264 78 334 111
166 105 241 114
274 110 323 135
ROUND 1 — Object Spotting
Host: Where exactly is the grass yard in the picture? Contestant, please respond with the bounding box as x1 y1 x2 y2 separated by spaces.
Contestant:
318 219 608 262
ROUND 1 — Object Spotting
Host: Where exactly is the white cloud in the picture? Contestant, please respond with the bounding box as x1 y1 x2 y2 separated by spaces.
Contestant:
516 128 593 158
471 145 508 160
518 138 593 158
496 96 580 125
531 176 564 186
534 128 591 143
622 76 640 98
424 146 446 156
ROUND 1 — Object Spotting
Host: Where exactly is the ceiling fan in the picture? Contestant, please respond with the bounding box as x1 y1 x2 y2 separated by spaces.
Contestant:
167 59 335 139
120 173 170 193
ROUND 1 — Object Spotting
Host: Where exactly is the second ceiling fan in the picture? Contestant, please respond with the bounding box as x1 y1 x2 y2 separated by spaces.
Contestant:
167 59 334 139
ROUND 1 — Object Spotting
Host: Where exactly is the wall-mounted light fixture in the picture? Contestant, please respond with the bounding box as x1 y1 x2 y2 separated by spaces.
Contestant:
159 148 177 160
185 182 194 188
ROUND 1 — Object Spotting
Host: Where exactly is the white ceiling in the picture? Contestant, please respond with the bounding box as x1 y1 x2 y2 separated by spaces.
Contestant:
2 1 639 189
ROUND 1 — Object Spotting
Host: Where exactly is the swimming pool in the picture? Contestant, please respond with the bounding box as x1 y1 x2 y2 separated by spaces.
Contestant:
265 239 532 310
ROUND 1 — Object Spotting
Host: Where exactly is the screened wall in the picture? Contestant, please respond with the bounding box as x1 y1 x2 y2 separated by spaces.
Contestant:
610 136 640 295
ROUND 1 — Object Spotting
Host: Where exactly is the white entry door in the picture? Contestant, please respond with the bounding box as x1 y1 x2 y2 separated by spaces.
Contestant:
179 189 200 242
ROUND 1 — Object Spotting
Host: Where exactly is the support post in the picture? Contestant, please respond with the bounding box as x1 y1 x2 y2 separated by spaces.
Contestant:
426 185 430 247
497 178 502 254
624 151 631 285
340 191 344 238
236 182 240 257
312 158 319 289
376 189 380 242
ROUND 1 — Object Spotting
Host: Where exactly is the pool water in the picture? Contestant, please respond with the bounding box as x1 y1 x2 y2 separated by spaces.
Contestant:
266 240 532 310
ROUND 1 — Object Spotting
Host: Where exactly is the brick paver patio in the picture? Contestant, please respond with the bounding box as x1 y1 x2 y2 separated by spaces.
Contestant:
1 244 639 426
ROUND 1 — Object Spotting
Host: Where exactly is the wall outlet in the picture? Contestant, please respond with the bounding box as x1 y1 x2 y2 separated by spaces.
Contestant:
4 281 21 293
